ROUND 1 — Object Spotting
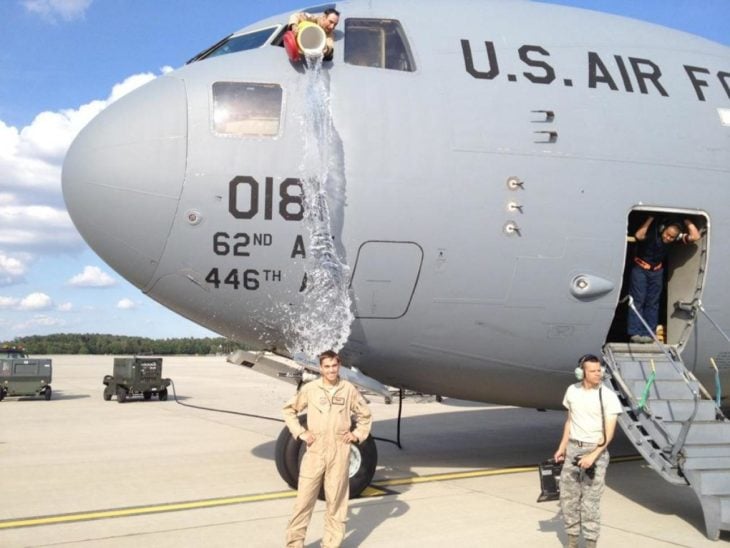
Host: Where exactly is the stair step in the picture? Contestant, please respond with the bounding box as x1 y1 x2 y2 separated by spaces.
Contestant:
606 343 730 539
664 421 730 444
647 400 719 422
618 361 693 381
682 457 730 471
629 379 700 400
607 343 672 357
683 444 730 458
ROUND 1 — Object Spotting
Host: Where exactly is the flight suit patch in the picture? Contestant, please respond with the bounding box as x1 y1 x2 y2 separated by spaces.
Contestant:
332 396 345 405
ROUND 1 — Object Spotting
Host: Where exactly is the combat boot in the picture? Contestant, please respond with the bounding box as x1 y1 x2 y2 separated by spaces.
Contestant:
585 540 597 548
566 535 579 548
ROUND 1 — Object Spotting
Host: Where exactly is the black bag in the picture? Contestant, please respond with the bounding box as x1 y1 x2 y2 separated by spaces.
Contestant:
537 458 563 502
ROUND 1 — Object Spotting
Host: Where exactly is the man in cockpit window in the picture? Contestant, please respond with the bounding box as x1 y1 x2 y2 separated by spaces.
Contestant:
287 8 340 61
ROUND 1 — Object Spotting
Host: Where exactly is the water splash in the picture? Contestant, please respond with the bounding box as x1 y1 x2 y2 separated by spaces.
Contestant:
284 54 353 363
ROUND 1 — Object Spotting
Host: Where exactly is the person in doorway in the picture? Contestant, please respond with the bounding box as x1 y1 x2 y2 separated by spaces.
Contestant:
554 354 623 548
627 215 701 343
285 8 340 61
283 350 372 548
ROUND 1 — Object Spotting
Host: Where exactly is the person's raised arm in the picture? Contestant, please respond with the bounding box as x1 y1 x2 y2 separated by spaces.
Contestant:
683 218 701 243
288 12 305 32
634 216 654 241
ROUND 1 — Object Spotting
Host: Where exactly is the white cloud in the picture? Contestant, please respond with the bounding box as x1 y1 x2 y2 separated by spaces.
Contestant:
13 314 65 332
0 296 20 309
0 70 162 200
0 100 106 196
57 302 73 312
0 69 167 262
19 292 53 311
68 265 115 287
0 199 81 253
117 298 137 310
22 0 93 22
0 252 30 285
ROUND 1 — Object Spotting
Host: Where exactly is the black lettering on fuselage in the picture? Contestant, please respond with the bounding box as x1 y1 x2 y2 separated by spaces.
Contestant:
614 55 634 92
461 40 499 80
229 176 259 219
253 233 272 246
629 57 668 96
684 65 711 101
291 235 306 259
264 177 274 220
588 52 619 90
717 71 730 99
518 45 555 84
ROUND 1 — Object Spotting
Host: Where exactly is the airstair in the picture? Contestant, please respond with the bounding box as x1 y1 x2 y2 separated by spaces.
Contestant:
604 332 730 540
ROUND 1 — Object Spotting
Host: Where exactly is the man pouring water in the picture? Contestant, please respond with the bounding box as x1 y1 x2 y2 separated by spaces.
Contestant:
285 8 340 61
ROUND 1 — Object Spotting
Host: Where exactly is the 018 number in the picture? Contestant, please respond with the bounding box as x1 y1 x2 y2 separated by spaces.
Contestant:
229 176 303 221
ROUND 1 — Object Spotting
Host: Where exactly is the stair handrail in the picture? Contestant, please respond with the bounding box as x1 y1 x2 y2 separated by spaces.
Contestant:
620 295 701 462
603 345 643 411
697 301 726 409
622 295 691 380
698 300 730 345
637 359 657 410
710 358 722 408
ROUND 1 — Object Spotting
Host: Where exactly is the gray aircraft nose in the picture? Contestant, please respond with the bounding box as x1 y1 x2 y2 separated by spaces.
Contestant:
62 76 187 291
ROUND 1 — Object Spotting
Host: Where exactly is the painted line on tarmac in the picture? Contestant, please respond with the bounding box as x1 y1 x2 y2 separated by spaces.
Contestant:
0 491 297 530
0 456 641 530
365 454 641 491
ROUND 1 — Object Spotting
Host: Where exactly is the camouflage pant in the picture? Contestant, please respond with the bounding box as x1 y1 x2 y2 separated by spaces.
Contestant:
559 441 610 541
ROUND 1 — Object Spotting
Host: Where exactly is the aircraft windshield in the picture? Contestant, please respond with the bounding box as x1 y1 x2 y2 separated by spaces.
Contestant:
212 82 283 137
188 26 278 63
344 19 415 71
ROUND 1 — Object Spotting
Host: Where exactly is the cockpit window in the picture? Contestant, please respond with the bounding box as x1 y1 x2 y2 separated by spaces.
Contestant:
212 82 283 137
188 26 278 63
344 19 415 72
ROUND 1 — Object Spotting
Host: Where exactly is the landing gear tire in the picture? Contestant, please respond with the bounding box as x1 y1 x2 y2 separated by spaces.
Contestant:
274 415 378 499
103 386 113 401
117 386 128 403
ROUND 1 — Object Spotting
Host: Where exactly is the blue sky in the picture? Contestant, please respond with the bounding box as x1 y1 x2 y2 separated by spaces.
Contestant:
0 0 727 340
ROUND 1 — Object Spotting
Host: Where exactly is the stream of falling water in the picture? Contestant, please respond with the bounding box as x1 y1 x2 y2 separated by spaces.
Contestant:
284 54 354 364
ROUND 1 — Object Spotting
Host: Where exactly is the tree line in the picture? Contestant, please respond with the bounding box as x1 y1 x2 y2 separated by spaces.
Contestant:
5 333 245 356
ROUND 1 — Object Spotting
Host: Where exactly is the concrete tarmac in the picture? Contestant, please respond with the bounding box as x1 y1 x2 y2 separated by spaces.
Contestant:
0 355 726 547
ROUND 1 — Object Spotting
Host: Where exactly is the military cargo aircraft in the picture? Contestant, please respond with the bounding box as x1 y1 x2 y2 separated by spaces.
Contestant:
62 0 730 539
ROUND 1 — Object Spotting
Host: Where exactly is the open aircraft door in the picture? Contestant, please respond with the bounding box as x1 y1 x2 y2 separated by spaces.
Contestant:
608 208 709 349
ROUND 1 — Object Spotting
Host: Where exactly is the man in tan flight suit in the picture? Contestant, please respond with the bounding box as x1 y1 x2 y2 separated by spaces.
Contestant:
283 350 372 547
